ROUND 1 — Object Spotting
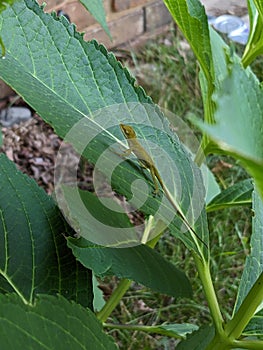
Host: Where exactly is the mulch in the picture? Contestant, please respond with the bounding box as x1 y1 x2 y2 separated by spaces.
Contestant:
0 113 87 194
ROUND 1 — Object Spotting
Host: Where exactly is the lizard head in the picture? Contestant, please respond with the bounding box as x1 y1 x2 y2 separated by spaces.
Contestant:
120 124 137 138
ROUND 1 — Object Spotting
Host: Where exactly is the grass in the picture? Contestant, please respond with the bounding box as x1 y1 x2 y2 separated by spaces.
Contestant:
129 26 203 121
106 27 252 349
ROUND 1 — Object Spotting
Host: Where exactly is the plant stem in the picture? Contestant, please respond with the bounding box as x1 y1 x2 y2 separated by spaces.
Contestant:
96 279 132 323
205 272 263 349
104 322 185 339
193 254 224 336
224 272 263 340
242 42 263 68
233 339 263 350
206 335 263 350
204 335 230 350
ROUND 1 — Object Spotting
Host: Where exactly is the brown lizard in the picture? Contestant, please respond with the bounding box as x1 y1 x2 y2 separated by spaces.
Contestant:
119 123 208 249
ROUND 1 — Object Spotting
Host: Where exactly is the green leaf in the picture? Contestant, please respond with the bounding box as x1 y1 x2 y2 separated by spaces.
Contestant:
67 236 193 298
163 0 213 84
206 179 253 212
154 323 199 338
233 190 263 334
92 274 105 312
242 0 263 67
0 154 92 307
0 0 209 256
0 294 117 349
59 187 137 247
202 163 220 204
79 0 111 39
176 325 215 349
194 62 263 200
0 0 17 55
243 309 263 336
208 28 229 90
198 26 231 127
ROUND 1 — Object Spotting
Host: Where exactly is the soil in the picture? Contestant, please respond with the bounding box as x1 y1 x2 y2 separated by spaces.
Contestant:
1 113 66 194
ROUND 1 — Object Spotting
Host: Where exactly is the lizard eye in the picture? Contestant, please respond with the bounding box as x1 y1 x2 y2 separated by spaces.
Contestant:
123 128 130 136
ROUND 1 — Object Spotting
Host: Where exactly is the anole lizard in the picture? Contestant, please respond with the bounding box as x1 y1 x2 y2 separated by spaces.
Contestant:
120 123 163 195
119 123 207 249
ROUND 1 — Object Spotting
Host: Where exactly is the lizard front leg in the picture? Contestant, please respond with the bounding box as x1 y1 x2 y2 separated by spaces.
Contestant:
149 165 160 195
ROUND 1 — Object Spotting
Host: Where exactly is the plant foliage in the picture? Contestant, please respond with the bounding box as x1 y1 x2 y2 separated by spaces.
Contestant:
0 0 262 349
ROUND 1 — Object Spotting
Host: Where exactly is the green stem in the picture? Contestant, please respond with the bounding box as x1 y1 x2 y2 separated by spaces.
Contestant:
205 334 263 350
224 272 263 340
96 279 132 323
193 254 224 336
241 48 259 68
205 335 231 350
104 322 184 339
233 339 263 350
205 273 263 350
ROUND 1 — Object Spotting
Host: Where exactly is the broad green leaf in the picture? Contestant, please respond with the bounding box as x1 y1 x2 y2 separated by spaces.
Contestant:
59 187 137 247
243 309 263 336
92 274 105 312
0 154 92 307
242 0 263 67
203 163 220 204
176 325 215 349
79 0 111 39
206 179 253 212
163 0 213 84
194 62 263 200
0 0 17 55
0 294 117 350
67 236 193 298
0 0 209 257
152 323 199 339
198 26 231 129
225 273 263 342
208 28 229 90
233 190 263 334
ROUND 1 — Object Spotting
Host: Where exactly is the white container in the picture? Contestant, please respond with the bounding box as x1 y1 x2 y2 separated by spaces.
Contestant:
228 26 249 45
213 15 246 34
212 14 249 45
